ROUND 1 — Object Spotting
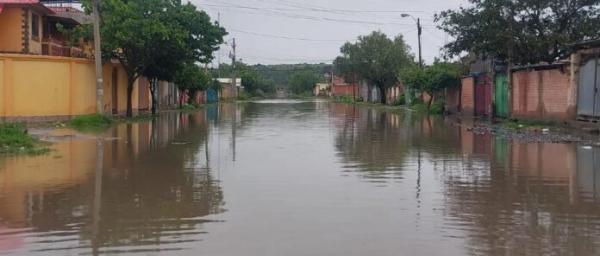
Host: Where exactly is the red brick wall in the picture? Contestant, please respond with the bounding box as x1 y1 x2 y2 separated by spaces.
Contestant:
460 77 475 115
332 76 359 98
511 67 573 120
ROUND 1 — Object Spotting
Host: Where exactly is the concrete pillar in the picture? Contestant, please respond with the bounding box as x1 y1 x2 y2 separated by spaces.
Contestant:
568 52 581 119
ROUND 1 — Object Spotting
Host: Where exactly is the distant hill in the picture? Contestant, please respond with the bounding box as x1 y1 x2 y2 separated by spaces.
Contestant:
213 63 331 89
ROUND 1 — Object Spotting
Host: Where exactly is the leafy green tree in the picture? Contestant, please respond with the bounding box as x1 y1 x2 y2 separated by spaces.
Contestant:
175 63 211 106
289 71 319 95
334 31 413 104
402 62 461 110
241 70 277 97
436 0 600 65
83 0 225 117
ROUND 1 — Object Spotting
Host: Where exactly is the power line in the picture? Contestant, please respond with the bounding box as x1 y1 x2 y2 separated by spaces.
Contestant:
227 28 348 42
256 0 431 14
200 1 436 27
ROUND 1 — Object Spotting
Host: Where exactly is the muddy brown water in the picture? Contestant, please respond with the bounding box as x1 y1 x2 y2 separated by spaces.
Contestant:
1 100 600 256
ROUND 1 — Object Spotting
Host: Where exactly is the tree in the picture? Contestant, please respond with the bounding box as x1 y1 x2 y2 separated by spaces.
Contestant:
174 63 211 106
241 70 277 97
334 31 413 104
84 0 225 117
436 0 600 65
402 62 461 110
289 71 319 95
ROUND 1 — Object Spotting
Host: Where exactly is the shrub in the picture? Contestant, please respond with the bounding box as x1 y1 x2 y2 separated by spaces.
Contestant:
69 114 113 131
0 123 48 155
335 95 355 104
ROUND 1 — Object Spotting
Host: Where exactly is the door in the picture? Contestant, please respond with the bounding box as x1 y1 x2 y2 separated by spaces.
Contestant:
494 73 509 118
475 73 492 116
112 68 118 115
578 58 600 118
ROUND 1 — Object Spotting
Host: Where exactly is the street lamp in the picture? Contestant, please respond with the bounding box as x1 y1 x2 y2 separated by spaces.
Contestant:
401 14 423 69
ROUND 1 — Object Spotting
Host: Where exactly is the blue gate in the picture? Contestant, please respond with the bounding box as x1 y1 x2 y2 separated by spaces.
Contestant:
207 88 219 103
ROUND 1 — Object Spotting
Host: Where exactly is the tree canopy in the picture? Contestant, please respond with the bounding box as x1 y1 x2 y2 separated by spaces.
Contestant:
174 63 211 104
83 0 226 116
289 70 320 95
436 0 600 65
402 62 461 109
334 31 413 103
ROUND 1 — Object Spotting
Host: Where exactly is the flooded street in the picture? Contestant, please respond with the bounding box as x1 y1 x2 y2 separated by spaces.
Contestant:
1 100 600 255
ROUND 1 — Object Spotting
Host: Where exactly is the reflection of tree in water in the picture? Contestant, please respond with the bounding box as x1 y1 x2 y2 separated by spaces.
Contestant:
333 105 410 181
86 112 225 252
439 139 600 256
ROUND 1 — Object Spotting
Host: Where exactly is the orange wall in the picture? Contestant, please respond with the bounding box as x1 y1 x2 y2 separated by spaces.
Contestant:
0 6 24 53
0 54 140 119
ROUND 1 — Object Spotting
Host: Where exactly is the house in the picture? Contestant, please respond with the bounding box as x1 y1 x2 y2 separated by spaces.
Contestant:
0 0 147 120
217 78 242 100
314 83 330 96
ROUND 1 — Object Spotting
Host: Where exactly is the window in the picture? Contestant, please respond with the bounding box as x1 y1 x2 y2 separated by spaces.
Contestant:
31 13 39 40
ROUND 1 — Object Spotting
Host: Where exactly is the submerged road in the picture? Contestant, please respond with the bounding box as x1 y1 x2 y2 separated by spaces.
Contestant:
0 100 599 255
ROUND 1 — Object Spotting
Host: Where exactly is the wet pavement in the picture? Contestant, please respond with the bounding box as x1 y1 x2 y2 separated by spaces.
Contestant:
1 100 600 255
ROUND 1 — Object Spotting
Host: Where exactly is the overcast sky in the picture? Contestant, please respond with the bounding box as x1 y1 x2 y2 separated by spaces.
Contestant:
191 0 469 66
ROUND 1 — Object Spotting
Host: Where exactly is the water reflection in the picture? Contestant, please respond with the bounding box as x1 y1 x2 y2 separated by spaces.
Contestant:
1 102 600 255
332 103 600 255
0 111 224 255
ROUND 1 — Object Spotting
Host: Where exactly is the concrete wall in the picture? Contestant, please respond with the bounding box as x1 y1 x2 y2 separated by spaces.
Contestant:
511 66 575 120
0 54 140 120
0 6 24 53
460 77 475 115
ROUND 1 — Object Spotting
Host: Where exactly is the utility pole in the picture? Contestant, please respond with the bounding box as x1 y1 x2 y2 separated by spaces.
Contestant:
217 12 221 78
92 0 104 115
229 38 237 99
417 18 423 69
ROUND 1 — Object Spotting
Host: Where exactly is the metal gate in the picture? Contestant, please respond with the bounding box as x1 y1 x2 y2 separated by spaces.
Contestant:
475 73 492 116
207 88 219 103
577 58 600 119
494 73 509 118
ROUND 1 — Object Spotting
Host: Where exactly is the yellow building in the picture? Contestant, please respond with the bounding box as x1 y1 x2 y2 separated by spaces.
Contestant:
0 0 148 120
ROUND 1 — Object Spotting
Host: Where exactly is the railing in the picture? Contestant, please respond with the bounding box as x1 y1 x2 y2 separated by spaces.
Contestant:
41 38 86 58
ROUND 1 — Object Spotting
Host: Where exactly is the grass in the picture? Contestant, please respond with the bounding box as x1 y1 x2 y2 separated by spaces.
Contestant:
334 95 355 104
0 123 49 155
68 114 114 132
410 101 445 115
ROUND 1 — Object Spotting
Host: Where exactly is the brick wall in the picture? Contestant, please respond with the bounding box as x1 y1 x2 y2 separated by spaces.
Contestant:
445 86 461 113
511 66 574 120
460 77 475 115
332 76 359 98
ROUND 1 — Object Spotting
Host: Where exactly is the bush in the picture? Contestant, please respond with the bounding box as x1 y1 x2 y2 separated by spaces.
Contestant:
0 123 48 155
335 95 355 104
430 101 445 114
69 114 113 131
392 95 406 106
237 91 251 101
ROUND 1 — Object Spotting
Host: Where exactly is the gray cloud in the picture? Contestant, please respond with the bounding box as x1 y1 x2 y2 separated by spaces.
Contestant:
193 0 469 65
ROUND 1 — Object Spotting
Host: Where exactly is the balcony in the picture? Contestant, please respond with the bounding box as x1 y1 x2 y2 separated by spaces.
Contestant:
41 37 86 58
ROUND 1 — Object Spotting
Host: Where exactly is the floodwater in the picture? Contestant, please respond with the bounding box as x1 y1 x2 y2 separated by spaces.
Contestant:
1 100 600 256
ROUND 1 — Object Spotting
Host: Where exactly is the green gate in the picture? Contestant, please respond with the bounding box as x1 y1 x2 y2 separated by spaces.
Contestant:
494 73 509 118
